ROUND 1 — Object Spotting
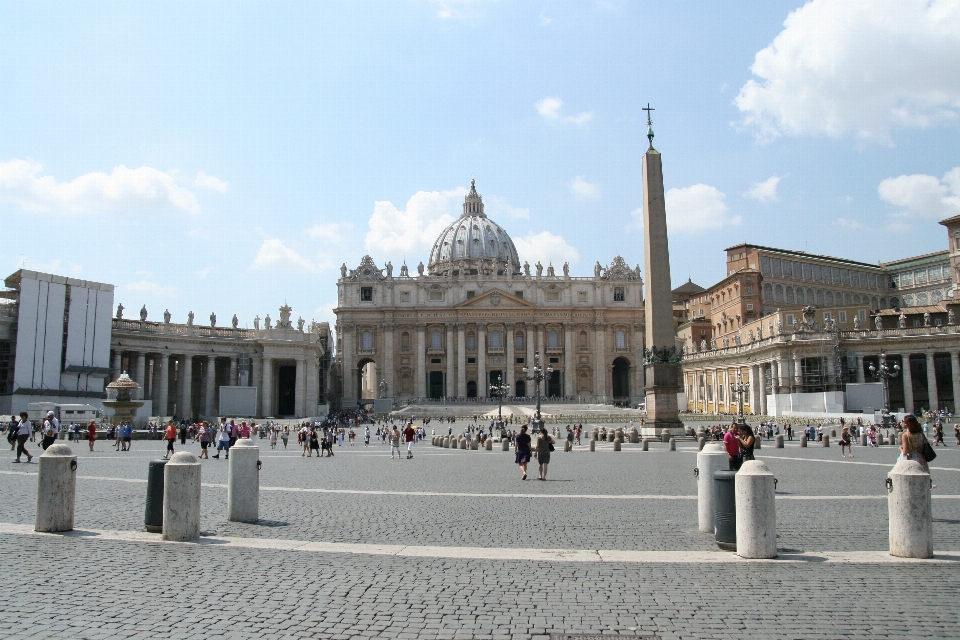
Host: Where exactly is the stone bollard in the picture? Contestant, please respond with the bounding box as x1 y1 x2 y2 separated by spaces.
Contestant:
607 431 616 443
485 438 493 451
642 438 651 451
860 432 868 447
822 435 830 447
501 439 510 451
799 435 807 448
754 437 761 450
443 436 450 448
228 439 260 523
698 436 706 451
144 459 168 533
775 435 784 449
696 442 727 534
615 429 624 441
162 451 201 542
629 430 639 444
589 439 595 452
735 460 777 559
471 440 479 450
459 439 467 450
591 428 599 440
878 433 886 446
613 438 621 451
668 437 676 451
887 460 933 558
35 444 77 533
831 429 837 437
564 440 572 452
660 429 670 444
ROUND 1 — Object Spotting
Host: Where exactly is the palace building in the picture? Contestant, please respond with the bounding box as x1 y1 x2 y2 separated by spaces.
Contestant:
334 180 647 407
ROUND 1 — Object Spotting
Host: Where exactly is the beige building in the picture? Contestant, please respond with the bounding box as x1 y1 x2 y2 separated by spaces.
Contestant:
334 181 647 407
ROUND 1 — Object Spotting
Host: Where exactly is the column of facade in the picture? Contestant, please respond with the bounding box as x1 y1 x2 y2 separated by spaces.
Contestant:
341 324 355 400
794 354 803 392
204 356 216 418
748 365 759 413
228 357 238 387
758 364 767 415
770 359 780 395
415 324 426 398
158 354 169 418
536 324 546 361
383 324 395 398
476 324 487 397
456 324 467 397
594 324 606 398
112 351 122 381
295 358 306 417
562 325 574 397
711 369 719 412
180 355 193 420
134 352 146 400
925 351 938 412
250 355 261 414
305 355 319 414
901 353 914 413
853 353 866 383
505 323 515 397
151 355 161 405
261 357 273 416
525 323 535 373
446 326 455 398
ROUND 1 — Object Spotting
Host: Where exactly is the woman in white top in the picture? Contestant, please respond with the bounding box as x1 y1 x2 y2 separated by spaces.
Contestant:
269 426 278 449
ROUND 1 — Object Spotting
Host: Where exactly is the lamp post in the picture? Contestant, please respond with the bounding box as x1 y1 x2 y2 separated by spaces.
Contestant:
489 374 509 436
729 370 750 427
868 350 901 416
522 351 553 430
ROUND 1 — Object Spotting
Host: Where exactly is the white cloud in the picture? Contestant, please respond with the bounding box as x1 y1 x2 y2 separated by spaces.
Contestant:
512 231 580 267
745 175 782 203
564 112 594 125
878 167 960 219
431 0 484 19
735 0 960 142
539 11 552 25
193 170 228 193
0 159 201 214
571 176 600 198
536 96 564 119
305 221 355 244
121 280 178 298
663 184 741 232
250 238 328 274
194 266 215 279
485 195 530 219
836 217 866 230
364 188 464 258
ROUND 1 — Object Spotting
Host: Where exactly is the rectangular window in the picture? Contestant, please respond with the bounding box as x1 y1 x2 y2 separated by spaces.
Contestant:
841 269 851 287
831 268 841 285
915 269 927 284
613 287 625 302
547 290 560 301
858 309 867 322
823 311 832 321
360 287 373 302
760 256 772 275
467 357 476 364
803 263 812 280
429 290 443 301
515 334 524 349
813 264 822 282
747 304 754 311
577 291 587 302
901 272 914 286
399 291 410 302
745 286 753 294
430 358 441 364
839 311 847 323
467 335 476 350
516 357 524 364
786 314 795 325
514 291 523 299
466 291 476 299
772 259 782 277
549 357 559 364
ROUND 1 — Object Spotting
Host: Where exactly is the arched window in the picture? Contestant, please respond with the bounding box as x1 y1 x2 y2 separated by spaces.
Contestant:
880 297 888 308
467 333 476 350
579 330 588 350
763 283 773 301
548 330 559 348
430 330 442 349
615 330 626 349
786 286 794 303
807 288 814 303
796 288 805 305
400 332 410 351
816 290 825 305
361 331 373 350
490 330 502 348
825 291 834 306
844 293 852 305
775 284 785 302
871 296 878 309
515 332 524 349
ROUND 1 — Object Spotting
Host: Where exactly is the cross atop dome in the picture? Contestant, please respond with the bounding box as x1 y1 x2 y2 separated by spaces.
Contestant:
462 177 485 218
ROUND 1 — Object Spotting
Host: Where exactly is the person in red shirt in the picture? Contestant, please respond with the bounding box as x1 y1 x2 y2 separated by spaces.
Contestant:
164 420 177 459
403 422 416 459
86 420 97 452
723 424 742 471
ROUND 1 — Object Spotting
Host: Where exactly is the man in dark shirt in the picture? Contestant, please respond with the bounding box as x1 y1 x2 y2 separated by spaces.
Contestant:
403 422 416 459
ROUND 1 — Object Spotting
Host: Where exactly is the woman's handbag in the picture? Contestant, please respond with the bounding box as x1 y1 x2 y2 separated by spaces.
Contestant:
922 435 937 462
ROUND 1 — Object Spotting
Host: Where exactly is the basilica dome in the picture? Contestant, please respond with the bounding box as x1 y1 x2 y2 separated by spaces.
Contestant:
427 180 521 276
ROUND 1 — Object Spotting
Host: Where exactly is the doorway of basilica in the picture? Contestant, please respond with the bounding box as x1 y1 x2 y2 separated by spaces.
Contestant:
467 380 477 398
428 371 444 399
612 357 631 403
277 365 296 416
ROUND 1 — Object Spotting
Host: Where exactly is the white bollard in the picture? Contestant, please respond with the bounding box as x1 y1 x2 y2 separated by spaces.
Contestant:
735 460 777 559
696 442 727 534
228 439 260 523
35 444 77 532
501 439 510 451
163 451 201 542
887 460 933 558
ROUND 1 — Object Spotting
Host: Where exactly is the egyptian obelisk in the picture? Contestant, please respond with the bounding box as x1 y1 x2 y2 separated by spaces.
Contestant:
641 105 684 437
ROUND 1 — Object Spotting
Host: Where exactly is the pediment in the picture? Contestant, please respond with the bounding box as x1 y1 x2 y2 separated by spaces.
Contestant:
455 288 536 309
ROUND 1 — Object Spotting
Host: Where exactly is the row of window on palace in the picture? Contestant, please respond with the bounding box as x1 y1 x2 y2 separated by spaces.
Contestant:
357 328 631 352
358 286 629 303
758 256 888 289
764 284 890 309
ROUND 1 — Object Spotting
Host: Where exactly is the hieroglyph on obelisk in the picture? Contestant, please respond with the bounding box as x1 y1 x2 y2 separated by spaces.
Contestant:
641 104 684 437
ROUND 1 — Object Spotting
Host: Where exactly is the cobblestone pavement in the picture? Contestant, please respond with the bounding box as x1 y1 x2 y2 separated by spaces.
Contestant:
4 421 960 639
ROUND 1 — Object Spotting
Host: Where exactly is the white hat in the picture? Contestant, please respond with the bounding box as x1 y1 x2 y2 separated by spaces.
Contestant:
47 411 55 417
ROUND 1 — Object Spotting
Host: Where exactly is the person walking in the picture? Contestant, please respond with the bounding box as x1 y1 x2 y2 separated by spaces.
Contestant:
164 420 177 459
535 426 554 480
839 426 853 458
308 428 320 457
13 412 33 463
214 421 230 459
514 424 532 480
198 423 211 459
178 422 188 445
403 422 415 459
41 411 59 450
281 426 289 449
269 426 278 450
86 420 97 452
390 426 401 459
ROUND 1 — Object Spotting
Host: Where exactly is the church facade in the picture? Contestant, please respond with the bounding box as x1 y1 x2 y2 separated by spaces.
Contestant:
334 181 646 407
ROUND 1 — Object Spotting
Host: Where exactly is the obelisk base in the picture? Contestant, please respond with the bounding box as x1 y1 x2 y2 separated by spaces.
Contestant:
641 362 685 438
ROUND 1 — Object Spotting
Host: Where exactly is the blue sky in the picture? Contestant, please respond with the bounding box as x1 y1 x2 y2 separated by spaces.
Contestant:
2 0 959 331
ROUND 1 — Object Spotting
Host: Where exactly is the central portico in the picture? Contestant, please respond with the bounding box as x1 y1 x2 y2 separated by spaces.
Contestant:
334 180 647 408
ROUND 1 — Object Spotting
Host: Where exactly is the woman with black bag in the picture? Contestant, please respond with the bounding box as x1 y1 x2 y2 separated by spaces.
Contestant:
535 426 555 481
899 414 935 488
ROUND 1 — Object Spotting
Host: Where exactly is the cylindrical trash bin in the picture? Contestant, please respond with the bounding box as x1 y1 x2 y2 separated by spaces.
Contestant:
35 444 77 533
713 469 737 551
860 432 868 447
228 439 260 523
887 460 933 558
144 458 168 533
696 442 727 534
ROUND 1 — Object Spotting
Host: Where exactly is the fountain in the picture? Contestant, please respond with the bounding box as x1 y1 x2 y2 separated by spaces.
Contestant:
103 372 145 426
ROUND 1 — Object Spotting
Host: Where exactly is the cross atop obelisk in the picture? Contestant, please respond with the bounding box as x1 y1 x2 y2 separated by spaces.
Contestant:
641 105 683 436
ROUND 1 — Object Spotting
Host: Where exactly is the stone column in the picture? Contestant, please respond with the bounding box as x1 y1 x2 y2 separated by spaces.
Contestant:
854 353 866 383
158 354 169 417
250 355 262 415
758 364 767 415
771 359 780 394
383 324 395 398
711 369 719 412
180 355 193 420
594 324 606 398
505 323 516 397
295 358 306 417
563 325 574 397
305 355 319 414
902 353 914 413
261 357 273 417
456 324 466 397
151 355 161 405
794 354 803 392
525 323 535 373
204 356 216 418
925 351 938 412
537 325 546 360
415 324 426 398
749 365 760 413
446 325 455 398
112 350 122 380
477 323 487 397
134 352 146 400
952 352 960 414
341 324 355 401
